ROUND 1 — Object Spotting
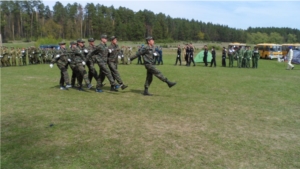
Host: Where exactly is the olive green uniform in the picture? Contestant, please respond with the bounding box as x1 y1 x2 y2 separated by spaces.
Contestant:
71 46 91 89
108 43 124 85
87 42 118 90
86 44 99 83
130 44 175 93
50 47 71 87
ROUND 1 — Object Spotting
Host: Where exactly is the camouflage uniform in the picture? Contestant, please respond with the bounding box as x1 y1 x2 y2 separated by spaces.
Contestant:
130 36 176 95
86 35 118 91
71 41 92 90
107 36 127 89
11 47 17 66
17 48 22 66
246 47 252 68
236 47 244 68
50 43 71 88
86 38 99 83
2 47 10 66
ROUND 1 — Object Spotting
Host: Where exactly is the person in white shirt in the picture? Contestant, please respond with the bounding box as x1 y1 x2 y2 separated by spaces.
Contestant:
287 46 294 70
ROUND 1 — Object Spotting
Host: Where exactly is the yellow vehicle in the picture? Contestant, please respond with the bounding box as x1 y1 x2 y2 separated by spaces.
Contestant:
256 43 282 59
228 42 246 50
282 43 300 56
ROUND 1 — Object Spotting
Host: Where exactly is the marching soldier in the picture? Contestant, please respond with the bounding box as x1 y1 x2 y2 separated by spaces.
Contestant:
107 36 128 90
70 40 93 91
69 41 79 88
49 42 72 90
86 38 99 83
86 34 119 93
130 36 176 96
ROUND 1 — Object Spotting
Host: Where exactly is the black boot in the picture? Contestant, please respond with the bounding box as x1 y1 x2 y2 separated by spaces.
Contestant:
166 79 176 88
110 85 118 92
143 88 152 96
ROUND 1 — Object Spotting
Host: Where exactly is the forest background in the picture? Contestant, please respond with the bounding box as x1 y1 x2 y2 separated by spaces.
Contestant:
1 0 299 44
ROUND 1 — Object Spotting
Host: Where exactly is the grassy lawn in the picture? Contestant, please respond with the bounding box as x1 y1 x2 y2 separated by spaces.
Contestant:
1 48 300 169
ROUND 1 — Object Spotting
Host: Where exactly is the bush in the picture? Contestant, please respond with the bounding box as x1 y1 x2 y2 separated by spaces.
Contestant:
35 36 62 47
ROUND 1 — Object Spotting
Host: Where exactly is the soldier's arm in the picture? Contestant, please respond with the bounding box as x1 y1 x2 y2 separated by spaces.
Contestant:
130 48 145 61
86 46 102 59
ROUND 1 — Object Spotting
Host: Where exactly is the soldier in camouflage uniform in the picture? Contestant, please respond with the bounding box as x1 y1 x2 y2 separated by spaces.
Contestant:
107 36 128 90
16 48 22 66
71 39 92 91
69 41 79 88
40 48 46 64
2 47 10 66
49 42 72 90
11 47 17 66
130 36 176 96
33 47 41 64
73 39 92 90
86 38 99 83
87 34 119 93
235 46 244 68
246 46 252 68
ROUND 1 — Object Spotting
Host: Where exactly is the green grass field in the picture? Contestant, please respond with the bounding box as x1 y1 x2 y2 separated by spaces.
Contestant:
1 49 300 169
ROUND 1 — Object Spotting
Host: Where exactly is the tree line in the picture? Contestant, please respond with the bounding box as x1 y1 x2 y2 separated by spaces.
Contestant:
1 0 299 44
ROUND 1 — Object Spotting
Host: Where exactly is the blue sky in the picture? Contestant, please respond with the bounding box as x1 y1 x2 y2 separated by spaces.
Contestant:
43 0 300 30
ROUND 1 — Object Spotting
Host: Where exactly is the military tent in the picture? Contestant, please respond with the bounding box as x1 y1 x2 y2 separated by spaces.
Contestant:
292 50 300 64
194 50 213 63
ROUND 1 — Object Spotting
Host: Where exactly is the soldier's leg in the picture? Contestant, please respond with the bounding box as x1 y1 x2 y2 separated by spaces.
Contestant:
108 62 123 85
145 64 167 83
60 66 70 86
100 63 117 86
71 67 77 87
60 71 64 87
144 69 153 89
78 64 91 86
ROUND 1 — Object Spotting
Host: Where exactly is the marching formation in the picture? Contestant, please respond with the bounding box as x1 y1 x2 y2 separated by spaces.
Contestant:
49 35 176 95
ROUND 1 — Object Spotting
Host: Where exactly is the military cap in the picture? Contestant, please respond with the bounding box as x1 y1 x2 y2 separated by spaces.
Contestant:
88 38 95 42
70 41 77 45
145 36 154 41
110 36 117 41
59 42 66 45
101 34 108 39
77 39 85 43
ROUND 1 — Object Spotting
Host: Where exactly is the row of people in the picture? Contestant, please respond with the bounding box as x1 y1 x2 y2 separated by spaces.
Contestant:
50 35 176 95
174 45 261 68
